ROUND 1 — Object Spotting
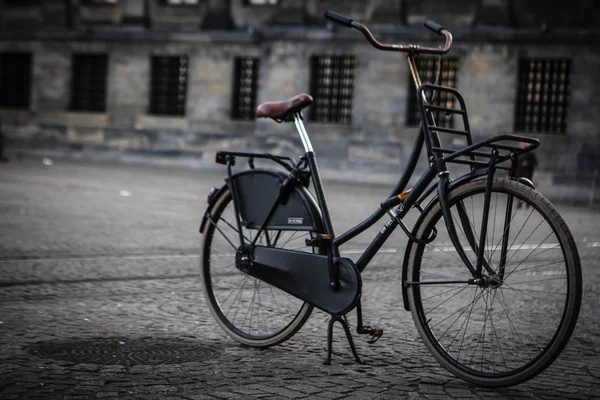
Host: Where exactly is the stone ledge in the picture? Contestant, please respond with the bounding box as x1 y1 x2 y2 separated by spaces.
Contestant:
6 142 598 207
1 26 598 44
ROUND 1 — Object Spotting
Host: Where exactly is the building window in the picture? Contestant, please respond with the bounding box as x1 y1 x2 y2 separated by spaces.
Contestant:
161 0 198 5
82 0 118 4
150 55 188 117
309 55 355 125
0 52 32 110
3 0 41 5
514 59 570 134
406 57 459 128
70 54 108 112
232 57 259 121
244 0 278 5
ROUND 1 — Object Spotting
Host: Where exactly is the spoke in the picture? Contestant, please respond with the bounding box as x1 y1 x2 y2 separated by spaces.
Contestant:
424 285 471 318
428 287 484 329
501 282 566 313
257 281 270 336
467 289 490 369
208 260 236 271
437 287 485 343
478 289 490 372
488 198 521 263
279 231 300 248
503 231 555 280
495 289 549 351
501 259 564 275
503 209 540 266
242 279 260 333
456 287 480 363
421 286 467 302
220 217 251 243
425 240 465 263
488 289 509 372
279 234 310 244
497 288 529 357
506 277 567 285
207 215 238 251
513 244 561 260
229 275 250 324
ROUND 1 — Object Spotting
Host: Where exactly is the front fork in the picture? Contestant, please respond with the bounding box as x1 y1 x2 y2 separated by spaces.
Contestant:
437 150 499 281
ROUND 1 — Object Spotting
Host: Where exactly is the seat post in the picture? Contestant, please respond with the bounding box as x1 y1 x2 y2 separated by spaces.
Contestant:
293 113 313 153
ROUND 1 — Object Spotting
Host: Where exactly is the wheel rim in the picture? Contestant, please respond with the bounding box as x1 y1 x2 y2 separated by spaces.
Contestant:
412 183 574 379
203 191 313 342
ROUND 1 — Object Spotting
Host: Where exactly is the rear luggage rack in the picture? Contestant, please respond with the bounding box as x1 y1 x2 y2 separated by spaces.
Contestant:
417 84 539 172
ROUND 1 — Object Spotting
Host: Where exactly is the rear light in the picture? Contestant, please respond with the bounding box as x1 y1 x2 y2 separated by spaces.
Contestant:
207 187 218 204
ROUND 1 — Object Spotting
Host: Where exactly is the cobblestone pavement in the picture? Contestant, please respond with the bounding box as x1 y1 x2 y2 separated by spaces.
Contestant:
1 157 599 399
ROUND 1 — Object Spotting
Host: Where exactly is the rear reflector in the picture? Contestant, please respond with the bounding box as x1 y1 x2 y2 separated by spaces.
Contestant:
207 187 218 204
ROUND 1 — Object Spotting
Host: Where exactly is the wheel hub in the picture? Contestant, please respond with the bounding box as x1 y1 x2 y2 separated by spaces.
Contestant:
235 245 253 272
478 274 503 288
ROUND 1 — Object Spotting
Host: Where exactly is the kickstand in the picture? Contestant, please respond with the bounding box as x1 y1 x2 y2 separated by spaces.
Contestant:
323 315 363 365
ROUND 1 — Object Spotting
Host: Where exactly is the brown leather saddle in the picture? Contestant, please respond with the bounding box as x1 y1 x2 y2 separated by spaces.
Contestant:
255 93 313 122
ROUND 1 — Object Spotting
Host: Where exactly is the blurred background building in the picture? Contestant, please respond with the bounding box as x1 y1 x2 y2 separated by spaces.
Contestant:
0 0 599 183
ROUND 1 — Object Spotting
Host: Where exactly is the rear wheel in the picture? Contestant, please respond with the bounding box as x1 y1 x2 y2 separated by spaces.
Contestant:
407 178 581 387
200 188 315 347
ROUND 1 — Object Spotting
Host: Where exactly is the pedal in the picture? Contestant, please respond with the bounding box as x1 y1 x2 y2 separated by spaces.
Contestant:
357 325 384 344
305 234 332 247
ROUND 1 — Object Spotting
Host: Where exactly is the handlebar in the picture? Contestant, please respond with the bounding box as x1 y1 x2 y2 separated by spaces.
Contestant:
324 10 452 56
323 10 353 28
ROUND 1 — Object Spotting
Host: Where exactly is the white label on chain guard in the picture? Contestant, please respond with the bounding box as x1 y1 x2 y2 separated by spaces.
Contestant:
288 217 304 225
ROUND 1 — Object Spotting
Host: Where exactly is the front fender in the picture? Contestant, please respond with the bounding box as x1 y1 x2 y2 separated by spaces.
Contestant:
401 168 488 311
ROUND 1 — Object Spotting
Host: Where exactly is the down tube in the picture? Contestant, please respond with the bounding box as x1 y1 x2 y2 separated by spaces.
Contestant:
355 168 437 272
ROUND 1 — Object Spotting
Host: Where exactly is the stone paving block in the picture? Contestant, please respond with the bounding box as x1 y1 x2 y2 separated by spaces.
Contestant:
96 392 119 398
261 386 309 399
312 392 348 400
284 384 323 395
0 159 599 400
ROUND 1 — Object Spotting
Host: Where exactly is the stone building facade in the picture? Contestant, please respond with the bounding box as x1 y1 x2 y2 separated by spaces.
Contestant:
0 0 599 181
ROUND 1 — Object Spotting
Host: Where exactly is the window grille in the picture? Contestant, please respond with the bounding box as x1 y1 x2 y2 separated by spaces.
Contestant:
309 55 355 125
70 54 108 112
3 0 40 5
150 55 188 117
244 0 278 5
162 0 199 5
232 57 259 121
0 52 32 110
406 57 459 128
82 0 118 4
514 59 570 134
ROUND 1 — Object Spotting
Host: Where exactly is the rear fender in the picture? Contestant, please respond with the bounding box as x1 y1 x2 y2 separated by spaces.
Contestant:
199 183 228 234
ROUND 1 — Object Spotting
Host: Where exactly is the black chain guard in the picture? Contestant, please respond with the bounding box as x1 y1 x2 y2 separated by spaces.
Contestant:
249 246 361 316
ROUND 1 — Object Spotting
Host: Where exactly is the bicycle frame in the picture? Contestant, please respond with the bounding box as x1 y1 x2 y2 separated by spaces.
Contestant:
216 52 539 288
201 11 580 380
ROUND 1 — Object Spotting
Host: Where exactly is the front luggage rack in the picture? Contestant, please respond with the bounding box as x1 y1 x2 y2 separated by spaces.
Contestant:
417 84 539 172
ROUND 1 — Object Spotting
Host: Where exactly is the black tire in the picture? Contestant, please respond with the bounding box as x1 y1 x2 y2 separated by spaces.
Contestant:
407 178 581 387
200 188 314 347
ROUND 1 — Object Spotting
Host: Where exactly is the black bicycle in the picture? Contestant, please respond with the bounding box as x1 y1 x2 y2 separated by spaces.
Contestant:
199 11 582 387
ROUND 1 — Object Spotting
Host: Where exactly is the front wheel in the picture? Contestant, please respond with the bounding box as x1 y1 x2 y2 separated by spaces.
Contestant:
407 178 581 387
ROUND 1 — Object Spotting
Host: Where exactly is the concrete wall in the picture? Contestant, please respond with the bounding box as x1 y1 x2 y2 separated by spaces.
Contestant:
1 0 599 180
